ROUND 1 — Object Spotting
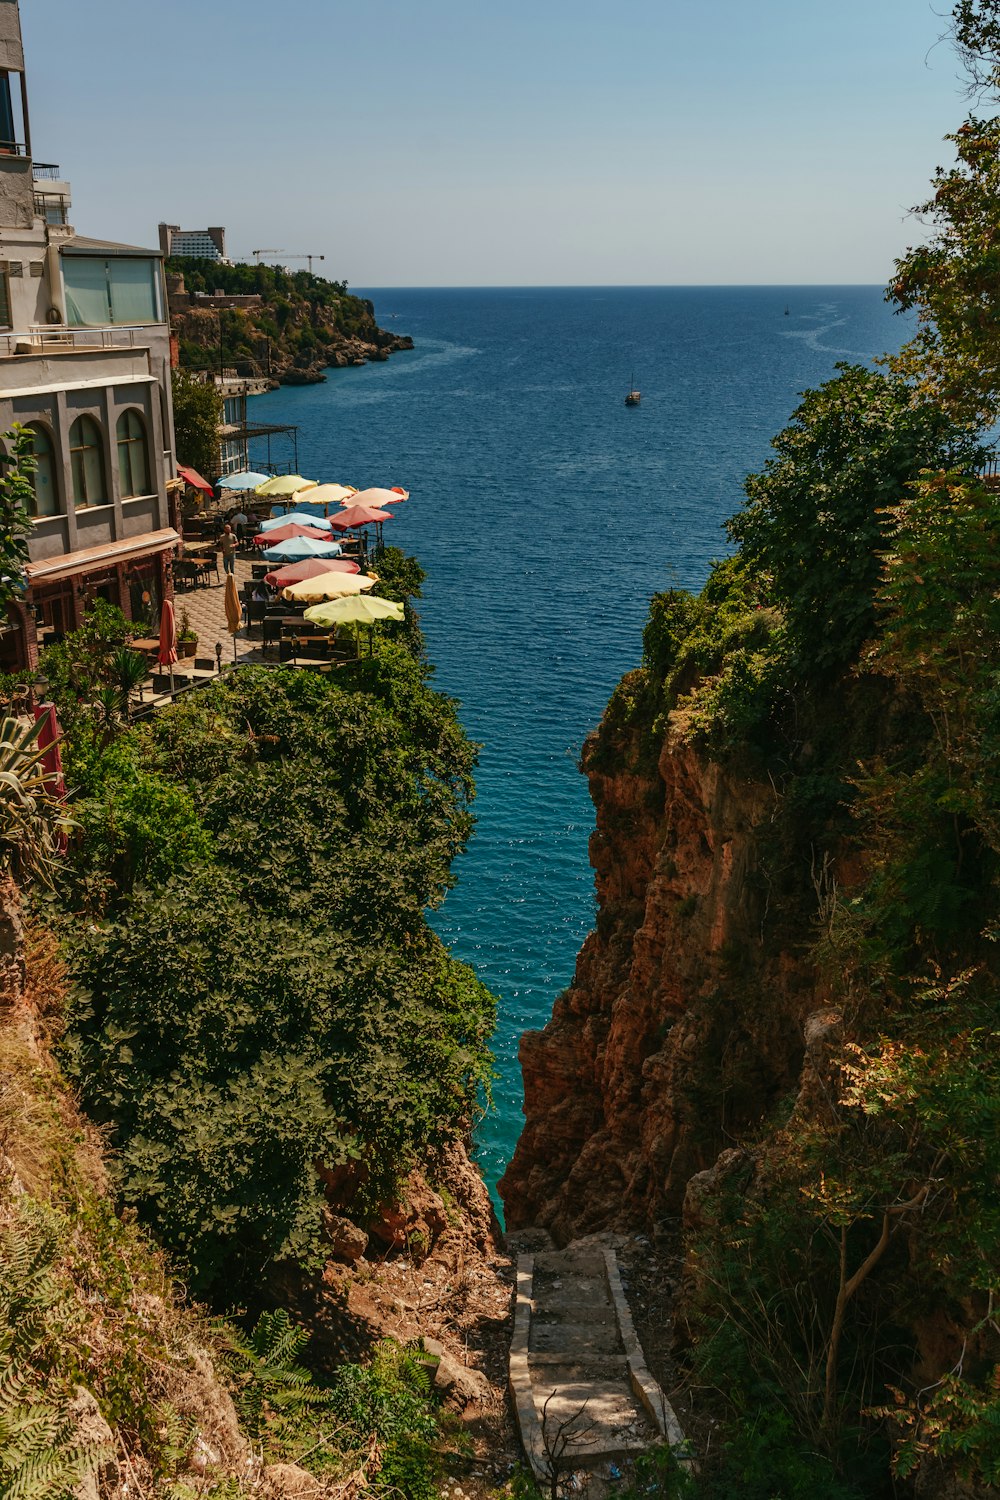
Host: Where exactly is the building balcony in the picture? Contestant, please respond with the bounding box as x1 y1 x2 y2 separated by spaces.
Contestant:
31 162 62 180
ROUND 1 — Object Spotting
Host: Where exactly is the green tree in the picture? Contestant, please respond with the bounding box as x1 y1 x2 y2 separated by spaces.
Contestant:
170 368 222 479
727 365 983 675
888 2 1000 421
0 425 36 619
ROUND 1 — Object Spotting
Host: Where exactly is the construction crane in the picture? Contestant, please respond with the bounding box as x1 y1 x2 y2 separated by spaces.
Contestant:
251 250 326 273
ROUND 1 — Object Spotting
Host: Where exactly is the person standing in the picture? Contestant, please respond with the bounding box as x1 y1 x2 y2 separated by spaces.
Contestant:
220 523 238 577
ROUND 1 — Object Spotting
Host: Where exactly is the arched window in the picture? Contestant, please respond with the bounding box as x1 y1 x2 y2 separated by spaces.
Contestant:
69 415 107 508
25 424 59 518
116 409 150 498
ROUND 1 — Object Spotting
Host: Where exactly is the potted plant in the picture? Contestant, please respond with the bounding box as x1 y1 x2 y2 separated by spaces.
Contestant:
177 609 198 659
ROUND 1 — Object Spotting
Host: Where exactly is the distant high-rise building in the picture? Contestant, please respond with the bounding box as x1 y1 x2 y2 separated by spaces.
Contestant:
158 223 228 263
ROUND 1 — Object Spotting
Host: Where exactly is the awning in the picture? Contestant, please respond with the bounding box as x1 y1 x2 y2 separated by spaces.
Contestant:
26 528 180 586
177 465 214 496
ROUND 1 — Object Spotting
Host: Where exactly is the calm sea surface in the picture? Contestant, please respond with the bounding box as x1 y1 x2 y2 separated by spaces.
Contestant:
249 286 909 1210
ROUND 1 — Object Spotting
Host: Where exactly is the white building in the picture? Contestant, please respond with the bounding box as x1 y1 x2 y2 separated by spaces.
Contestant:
0 0 181 669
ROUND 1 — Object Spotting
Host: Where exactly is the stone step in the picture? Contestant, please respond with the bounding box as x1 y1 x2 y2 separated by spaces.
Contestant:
532 1281 611 1315
534 1250 607 1277
527 1353 630 1375
529 1320 622 1357
530 1379 655 1461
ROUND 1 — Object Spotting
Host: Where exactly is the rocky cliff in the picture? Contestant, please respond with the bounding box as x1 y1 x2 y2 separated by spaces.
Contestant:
166 259 413 386
499 698 818 1242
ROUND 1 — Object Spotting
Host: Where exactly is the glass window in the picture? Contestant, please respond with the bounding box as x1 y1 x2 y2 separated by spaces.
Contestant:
0 269 10 328
63 256 159 326
116 409 150 497
108 259 158 324
69 416 107 508
26 424 59 518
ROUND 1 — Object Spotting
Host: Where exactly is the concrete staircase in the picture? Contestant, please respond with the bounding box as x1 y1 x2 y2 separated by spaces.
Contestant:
509 1240 690 1487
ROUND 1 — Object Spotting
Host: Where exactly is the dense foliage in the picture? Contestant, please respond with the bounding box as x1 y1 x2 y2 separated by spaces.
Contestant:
166 258 382 376
170 368 224 478
0 425 35 617
588 12 1000 1486
52 644 493 1296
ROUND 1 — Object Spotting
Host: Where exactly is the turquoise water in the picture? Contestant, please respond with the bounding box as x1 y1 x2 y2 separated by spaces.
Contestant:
249 286 909 1208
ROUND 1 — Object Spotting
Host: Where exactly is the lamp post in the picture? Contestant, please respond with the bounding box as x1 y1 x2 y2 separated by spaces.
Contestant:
215 641 222 675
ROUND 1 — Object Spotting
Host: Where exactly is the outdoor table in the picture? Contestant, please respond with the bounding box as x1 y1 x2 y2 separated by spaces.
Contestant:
129 637 160 660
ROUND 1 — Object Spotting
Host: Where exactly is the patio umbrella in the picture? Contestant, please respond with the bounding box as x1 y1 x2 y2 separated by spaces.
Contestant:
261 536 344 563
256 474 317 498
259 510 335 533
264 558 360 587
280 572 377 604
33 702 66 802
252 522 331 547
346 486 409 506
218 471 270 491
224 572 242 662
158 597 177 693
292 483 357 513
328 505 394 530
304 592 404 656
177 465 214 496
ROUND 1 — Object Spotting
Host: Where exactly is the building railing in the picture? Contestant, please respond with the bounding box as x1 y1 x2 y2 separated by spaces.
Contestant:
30 162 62 180
0 142 28 159
0 326 154 357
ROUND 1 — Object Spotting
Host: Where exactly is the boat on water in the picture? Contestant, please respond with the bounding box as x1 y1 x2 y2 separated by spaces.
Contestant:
625 373 641 406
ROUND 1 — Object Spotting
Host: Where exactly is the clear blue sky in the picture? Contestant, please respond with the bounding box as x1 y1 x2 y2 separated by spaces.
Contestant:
25 0 971 286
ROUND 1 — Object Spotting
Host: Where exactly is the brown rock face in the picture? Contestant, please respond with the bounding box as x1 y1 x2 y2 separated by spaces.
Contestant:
500 717 820 1242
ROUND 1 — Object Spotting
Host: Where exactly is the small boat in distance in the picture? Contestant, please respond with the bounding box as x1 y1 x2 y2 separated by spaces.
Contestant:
784 305 790 316
625 373 641 406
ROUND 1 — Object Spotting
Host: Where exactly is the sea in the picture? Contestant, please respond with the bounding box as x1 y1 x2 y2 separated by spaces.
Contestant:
248 286 911 1213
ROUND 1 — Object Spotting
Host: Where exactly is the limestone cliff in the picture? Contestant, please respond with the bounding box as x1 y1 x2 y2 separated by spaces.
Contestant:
500 704 819 1241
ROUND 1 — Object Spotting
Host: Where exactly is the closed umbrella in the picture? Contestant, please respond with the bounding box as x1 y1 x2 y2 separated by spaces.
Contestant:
218 471 270 491
280 572 377 604
256 474 317 498
158 597 178 693
259 510 335 533
264 558 360 586
261 537 344 563
224 572 242 662
252 523 330 547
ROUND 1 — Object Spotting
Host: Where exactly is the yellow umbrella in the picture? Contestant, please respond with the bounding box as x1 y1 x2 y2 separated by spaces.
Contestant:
224 572 242 661
256 474 317 498
304 592 404 656
292 483 357 512
280 572 378 604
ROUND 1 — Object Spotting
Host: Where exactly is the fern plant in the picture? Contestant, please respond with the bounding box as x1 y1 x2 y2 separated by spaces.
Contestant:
0 1203 109 1500
218 1309 335 1449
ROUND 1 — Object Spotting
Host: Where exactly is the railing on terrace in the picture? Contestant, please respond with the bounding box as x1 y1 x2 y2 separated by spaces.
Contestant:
0 142 28 159
30 162 61 180
0 326 158 357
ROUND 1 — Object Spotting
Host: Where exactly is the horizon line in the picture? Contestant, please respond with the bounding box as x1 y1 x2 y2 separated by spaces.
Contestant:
350 281 890 291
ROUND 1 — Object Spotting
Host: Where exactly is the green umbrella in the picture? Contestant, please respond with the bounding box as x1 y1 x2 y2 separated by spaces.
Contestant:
304 593 404 657
303 595 404 627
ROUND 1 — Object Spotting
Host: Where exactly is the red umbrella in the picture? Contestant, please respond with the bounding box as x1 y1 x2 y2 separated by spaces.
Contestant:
328 505 394 531
264 558 360 586
33 702 66 802
33 701 67 853
253 522 330 547
177 465 214 496
158 599 178 666
158 597 177 692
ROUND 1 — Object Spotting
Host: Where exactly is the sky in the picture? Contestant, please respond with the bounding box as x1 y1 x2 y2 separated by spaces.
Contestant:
22 0 977 287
